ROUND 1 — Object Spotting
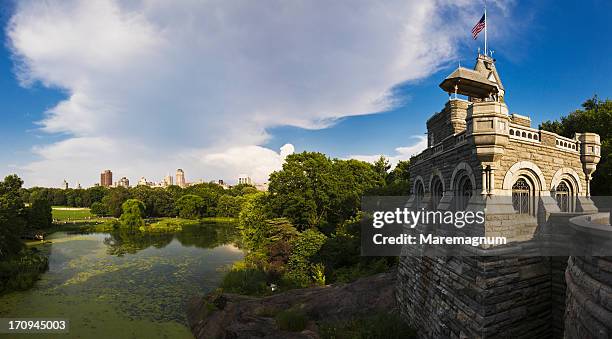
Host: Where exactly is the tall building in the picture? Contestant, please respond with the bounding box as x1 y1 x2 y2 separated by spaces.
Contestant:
238 175 252 185
118 177 130 188
138 177 154 187
100 170 113 187
163 174 173 187
176 169 186 188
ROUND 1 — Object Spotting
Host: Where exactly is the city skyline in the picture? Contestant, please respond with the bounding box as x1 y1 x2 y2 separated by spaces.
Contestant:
0 1 611 187
74 168 259 190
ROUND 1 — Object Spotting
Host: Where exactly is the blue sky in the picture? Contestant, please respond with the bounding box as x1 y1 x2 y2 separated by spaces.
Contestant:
267 0 612 156
1 0 611 187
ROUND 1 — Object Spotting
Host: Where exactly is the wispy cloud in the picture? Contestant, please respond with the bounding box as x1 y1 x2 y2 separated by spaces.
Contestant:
347 136 427 167
7 0 515 186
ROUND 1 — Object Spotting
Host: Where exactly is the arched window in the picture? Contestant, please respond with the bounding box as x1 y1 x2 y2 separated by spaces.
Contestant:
415 181 425 208
554 180 574 212
454 175 473 210
431 177 444 209
512 177 534 215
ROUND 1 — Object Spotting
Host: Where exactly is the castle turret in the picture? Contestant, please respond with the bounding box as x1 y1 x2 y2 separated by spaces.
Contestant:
576 132 601 196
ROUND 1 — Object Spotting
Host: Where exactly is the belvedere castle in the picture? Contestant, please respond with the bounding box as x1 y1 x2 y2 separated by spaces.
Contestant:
397 53 611 338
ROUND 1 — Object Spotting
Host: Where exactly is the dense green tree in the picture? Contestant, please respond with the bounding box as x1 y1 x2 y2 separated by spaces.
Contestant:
87 186 108 205
175 194 205 219
268 152 385 231
131 186 177 217
119 199 146 230
0 175 27 259
268 152 335 230
373 155 391 179
238 192 272 251
27 198 52 229
51 189 67 206
131 186 157 217
217 195 246 218
184 183 224 216
227 184 258 196
150 188 177 217
102 187 131 218
368 160 411 195
540 96 612 195
329 159 384 228
90 202 108 217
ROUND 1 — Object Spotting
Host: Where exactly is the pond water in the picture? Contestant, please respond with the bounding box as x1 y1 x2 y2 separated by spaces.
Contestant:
0 223 243 338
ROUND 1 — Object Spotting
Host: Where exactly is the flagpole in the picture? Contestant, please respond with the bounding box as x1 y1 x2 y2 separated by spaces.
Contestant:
484 0 487 57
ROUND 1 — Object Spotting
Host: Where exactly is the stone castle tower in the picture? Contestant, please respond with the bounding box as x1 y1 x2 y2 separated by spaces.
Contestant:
396 54 609 338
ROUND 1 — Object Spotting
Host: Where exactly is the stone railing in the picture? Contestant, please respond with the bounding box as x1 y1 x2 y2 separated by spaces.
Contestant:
455 131 467 144
508 123 541 143
432 143 443 154
555 135 579 152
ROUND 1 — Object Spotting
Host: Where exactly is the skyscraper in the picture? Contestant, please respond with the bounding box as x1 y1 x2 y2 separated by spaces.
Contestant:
101 170 113 187
176 169 186 188
118 177 130 188
163 174 173 187
238 175 252 185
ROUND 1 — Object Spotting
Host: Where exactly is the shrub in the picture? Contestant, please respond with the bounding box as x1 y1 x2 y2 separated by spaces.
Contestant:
0 249 49 294
275 309 308 332
220 262 269 296
283 228 327 288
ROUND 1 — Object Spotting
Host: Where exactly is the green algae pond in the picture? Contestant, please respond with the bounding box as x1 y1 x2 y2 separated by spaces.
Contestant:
0 222 243 338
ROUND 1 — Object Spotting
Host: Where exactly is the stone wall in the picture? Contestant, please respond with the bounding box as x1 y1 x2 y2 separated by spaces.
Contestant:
498 138 587 194
410 138 480 193
397 255 555 338
427 100 469 146
403 95 603 339
564 256 612 338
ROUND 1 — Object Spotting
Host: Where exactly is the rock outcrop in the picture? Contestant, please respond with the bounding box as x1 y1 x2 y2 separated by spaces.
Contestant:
187 271 397 339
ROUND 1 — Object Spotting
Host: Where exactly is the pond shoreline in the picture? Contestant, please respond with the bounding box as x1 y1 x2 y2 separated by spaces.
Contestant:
1 221 244 339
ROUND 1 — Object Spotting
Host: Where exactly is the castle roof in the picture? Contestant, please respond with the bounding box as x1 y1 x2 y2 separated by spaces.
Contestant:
439 54 504 100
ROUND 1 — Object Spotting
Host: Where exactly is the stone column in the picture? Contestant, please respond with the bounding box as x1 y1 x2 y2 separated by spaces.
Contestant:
481 165 488 196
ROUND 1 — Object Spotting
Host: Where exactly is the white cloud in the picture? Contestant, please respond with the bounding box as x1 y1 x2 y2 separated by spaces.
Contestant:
6 0 512 186
348 136 427 167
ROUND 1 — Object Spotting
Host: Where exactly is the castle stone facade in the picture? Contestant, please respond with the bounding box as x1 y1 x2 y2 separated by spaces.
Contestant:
396 54 608 338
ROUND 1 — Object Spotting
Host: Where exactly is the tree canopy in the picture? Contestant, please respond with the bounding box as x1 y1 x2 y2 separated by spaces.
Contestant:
119 199 146 230
540 96 612 195
0 175 27 259
267 152 394 231
175 194 206 219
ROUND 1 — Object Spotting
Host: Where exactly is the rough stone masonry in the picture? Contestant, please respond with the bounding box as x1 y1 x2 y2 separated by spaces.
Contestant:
397 53 611 338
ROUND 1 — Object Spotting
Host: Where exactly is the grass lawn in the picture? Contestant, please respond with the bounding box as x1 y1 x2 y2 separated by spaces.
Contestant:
52 207 94 221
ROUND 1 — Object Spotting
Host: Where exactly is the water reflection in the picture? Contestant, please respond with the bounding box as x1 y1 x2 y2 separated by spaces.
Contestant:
102 223 240 256
0 222 243 339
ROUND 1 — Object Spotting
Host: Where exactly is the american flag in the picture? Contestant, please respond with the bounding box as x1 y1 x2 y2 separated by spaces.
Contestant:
472 14 485 40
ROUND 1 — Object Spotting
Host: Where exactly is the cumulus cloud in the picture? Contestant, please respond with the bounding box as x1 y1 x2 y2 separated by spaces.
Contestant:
7 0 511 186
348 136 428 167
